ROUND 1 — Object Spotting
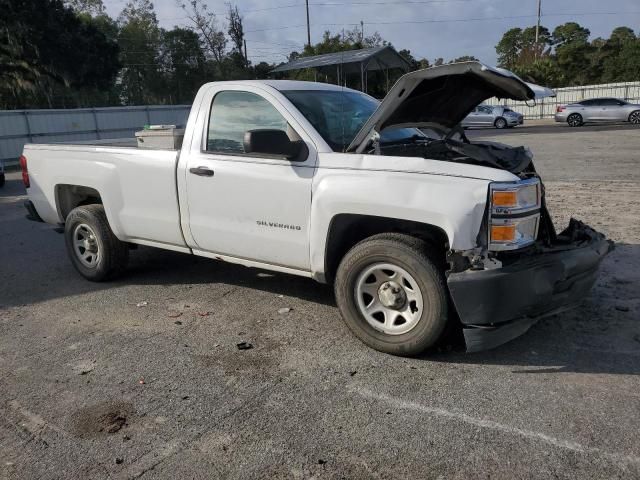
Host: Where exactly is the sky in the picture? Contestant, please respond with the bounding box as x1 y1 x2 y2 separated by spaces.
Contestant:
102 0 640 65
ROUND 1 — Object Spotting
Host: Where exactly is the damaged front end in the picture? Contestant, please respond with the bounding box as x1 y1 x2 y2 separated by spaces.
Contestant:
447 216 613 353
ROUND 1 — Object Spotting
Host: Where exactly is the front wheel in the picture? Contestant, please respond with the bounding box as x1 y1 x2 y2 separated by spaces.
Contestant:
629 110 640 125
567 113 583 127
334 234 448 356
64 204 129 281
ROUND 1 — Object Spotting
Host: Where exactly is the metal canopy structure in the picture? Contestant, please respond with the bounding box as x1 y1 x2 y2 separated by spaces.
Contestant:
271 46 411 93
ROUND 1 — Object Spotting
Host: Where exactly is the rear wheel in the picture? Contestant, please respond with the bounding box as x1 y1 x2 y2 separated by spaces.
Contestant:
334 234 448 356
629 110 640 125
567 113 583 127
64 204 129 281
494 117 507 129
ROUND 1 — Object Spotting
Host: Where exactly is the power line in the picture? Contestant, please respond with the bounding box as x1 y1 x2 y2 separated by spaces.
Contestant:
245 11 640 32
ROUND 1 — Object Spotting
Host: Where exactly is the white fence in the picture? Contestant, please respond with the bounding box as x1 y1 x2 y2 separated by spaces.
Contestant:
0 105 191 166
486 81 640 119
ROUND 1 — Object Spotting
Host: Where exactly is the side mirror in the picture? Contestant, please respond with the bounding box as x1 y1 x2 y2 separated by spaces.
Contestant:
243 129 305 161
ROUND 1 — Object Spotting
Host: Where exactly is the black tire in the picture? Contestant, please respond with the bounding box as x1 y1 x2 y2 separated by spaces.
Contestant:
567 113 583 127
64 204 129 281
334 233 448 356
629 110 640 125
0 173 5 187
494 117 507 129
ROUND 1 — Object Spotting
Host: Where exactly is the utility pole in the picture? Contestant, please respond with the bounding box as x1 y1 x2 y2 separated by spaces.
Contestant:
243 39 248 68
361 20 364 44
535 0 542 59
305 0 311 47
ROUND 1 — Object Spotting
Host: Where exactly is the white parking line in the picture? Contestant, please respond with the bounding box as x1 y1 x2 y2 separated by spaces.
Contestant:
353 388 640 467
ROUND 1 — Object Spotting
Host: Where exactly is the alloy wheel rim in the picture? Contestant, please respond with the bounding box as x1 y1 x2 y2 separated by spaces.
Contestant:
496 119 506 128
631 112 640 124
354 262 423 335
73 223 100 268
568 114 581 127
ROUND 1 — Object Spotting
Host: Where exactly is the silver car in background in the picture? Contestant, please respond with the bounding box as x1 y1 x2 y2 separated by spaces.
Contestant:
555 98 640 127
461 105 524 129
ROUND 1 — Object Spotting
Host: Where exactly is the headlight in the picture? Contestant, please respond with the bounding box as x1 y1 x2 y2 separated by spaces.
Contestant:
488 178 541 251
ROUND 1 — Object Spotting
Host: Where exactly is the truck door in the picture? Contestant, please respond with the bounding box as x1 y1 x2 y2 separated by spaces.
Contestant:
182 87 316 272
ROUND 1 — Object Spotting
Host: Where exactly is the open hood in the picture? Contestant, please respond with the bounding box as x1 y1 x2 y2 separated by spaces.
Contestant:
348 62 540 153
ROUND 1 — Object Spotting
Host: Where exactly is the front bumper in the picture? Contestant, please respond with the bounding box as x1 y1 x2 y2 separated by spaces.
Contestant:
505 116 520 126
447 220 613 352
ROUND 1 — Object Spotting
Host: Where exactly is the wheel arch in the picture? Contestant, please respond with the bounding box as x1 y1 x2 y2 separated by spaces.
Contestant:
55 184 103 220
322 214 449 284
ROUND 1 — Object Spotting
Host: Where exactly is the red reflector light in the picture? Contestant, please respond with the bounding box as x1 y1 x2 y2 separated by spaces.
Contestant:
556 105 566 112
19 154 30 188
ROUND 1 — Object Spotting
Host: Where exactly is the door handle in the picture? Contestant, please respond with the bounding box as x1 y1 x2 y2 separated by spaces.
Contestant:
189 166 214 177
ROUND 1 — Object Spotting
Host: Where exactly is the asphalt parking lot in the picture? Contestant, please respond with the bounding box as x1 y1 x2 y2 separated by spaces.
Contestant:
1 123 639 479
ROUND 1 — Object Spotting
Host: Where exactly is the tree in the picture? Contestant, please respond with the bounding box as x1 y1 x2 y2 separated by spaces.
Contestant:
496 28 523 69
159 27 206 103
450 55 478 63
64 0 105 15
227 4 244 57
117 0 163 104
552 22 593 85
0 0 120 108
598 27 638 82
180 0 227 64
552 22 590 48
496 26 551 69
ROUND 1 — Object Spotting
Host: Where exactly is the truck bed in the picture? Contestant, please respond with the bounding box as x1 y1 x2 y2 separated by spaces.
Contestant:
23 142 187 250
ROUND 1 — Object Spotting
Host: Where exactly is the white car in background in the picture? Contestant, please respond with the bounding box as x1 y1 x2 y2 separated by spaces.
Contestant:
554 98 640 127
462 105 524 129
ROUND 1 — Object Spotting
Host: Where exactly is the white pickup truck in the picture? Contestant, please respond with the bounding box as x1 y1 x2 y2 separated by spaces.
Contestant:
21 62 611 355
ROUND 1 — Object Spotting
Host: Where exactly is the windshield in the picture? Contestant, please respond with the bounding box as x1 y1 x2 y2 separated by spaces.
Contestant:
282 89 425 151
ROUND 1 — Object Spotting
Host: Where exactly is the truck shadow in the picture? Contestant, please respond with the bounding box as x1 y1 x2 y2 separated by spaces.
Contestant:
2 174 639 375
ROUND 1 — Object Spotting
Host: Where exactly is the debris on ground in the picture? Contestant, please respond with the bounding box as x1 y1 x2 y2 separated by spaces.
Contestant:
136 302 148 308
615 305 630 312
115 458 123 465
349 371 357 376
198 312 212 317
318 459 326 465
168 312 183 318
174 320 182 325
72 359 96 375
278 307 291 314
236 342 253 350
138 377 145 385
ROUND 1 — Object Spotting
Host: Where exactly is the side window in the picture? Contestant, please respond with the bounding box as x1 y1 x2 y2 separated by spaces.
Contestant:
206 90 288 154
600 98 621 106
478 106 493 114
580 99 598 106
